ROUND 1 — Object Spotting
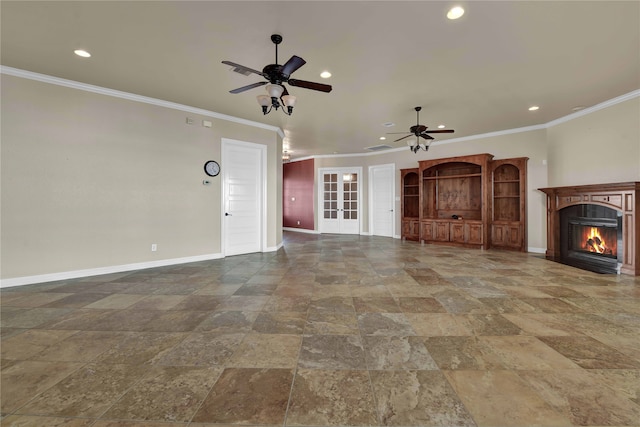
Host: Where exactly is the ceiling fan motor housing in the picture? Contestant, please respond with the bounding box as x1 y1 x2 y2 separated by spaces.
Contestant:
262 64 285 84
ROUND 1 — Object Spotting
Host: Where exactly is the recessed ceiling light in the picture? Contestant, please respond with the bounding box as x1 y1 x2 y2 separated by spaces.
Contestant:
437 124 445 129
528 105 540 111
447 6 465 20
320 71 332 79
74 49 91 58
379 136 386 140
382 122 395 128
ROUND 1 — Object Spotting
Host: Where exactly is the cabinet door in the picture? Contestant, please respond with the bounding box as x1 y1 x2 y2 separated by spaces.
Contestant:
491 224 507 246
410 220 420 238
467 223 484 244
491 223 520 248
402 220 412 238
420 221 435 241
505 224 522 248
433 221 450 241
450 222 465 243
402 220 420 240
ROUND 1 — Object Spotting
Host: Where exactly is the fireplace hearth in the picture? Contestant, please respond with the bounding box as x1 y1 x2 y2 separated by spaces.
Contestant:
540 182 639 276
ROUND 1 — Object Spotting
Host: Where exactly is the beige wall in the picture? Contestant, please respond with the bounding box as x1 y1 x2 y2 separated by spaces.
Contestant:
2 71 637 282
546 97 640 187
1 75 281 280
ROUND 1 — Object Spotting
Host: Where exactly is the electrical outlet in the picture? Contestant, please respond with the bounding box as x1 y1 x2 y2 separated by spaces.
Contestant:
297 220 301 225
151 244 157 252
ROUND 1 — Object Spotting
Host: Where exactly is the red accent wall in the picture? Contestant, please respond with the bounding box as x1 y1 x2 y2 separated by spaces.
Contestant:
283 159 315 230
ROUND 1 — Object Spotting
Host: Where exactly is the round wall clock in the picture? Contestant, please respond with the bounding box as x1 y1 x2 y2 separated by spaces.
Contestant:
204 160 220 177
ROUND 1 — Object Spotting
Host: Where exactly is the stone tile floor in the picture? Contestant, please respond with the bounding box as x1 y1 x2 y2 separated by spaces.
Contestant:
1 232 639 426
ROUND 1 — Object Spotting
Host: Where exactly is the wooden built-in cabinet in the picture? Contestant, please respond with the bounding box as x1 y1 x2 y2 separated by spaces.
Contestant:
400 168 420 240
400 154 528 251
490 157 528 251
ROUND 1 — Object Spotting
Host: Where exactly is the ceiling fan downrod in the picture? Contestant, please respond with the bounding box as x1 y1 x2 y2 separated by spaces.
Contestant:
271 34 283 65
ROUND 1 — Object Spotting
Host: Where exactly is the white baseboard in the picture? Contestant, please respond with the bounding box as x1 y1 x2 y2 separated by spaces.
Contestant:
265 241 284 252
527 247 547 254
0 253 223 289
283 227 320 234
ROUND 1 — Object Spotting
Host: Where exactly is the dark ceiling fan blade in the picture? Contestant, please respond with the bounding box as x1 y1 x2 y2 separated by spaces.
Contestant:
419 134 435 140
394 134 413 143
386 132 412 135
281 55 306 77
222 61 265 77
229 81 268 94
423 129 455 133
288 79 332 93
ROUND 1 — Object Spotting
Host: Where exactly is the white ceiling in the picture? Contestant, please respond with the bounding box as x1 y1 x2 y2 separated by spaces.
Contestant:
2 1 639 159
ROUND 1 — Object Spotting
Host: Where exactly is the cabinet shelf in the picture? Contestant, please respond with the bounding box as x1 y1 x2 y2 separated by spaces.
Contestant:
401 168 421 240
494 195 520 199
494 179 520 183
423 173 482 181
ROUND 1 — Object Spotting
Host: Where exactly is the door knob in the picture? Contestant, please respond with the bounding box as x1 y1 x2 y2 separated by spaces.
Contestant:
225 213 232 216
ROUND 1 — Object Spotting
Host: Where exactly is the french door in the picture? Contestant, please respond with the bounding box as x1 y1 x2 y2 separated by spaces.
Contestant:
318 167 361 234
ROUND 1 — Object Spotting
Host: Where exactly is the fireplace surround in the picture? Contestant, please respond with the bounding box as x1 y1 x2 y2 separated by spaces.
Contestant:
540 182 639 276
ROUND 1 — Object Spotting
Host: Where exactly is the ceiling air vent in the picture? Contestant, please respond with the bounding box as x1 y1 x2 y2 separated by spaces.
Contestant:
365 144 393 152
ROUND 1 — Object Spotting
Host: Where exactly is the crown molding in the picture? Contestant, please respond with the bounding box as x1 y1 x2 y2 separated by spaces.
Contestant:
288 89 639 163
4 66 636 157
0 66 285 139
544 89 640 128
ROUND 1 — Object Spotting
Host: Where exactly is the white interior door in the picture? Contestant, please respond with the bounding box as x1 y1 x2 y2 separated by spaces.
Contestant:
369 164 395 237
319 168 361 234
222 139 264 256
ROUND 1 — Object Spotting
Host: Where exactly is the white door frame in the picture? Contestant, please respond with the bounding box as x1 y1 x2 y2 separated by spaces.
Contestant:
317 166 363 234
368 163 396 237
221 138 267 256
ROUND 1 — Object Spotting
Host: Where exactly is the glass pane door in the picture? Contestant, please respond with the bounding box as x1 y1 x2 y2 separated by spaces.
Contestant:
319 169 360 234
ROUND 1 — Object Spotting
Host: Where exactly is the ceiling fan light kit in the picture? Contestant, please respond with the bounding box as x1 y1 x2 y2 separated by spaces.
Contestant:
223 34 332 116
407 139 430 154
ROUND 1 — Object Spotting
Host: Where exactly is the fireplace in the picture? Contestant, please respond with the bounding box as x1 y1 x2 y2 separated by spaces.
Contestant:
560 204 622 274
540 182 639 276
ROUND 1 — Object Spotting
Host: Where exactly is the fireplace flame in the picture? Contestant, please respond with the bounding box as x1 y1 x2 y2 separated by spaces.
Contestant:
585 227 607 254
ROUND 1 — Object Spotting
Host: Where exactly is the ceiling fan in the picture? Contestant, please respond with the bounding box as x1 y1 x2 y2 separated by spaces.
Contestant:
222 34 332 115
389 106 454 153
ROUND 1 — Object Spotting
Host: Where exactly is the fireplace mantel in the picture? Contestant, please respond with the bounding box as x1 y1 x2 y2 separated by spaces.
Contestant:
539 182 640 276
